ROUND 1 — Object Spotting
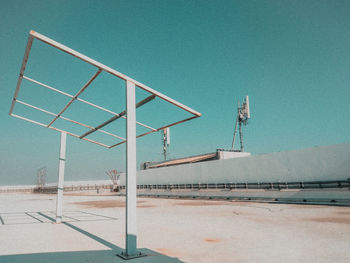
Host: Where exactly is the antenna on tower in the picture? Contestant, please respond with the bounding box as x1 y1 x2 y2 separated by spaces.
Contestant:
161 128 170 160
231 96 250 152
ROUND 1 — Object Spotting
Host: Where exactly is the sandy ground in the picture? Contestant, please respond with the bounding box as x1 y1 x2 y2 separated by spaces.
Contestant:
0 193 349 263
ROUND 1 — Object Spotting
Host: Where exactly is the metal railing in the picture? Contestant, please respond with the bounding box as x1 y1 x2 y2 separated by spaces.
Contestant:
2 180 349 194
118 179 350 191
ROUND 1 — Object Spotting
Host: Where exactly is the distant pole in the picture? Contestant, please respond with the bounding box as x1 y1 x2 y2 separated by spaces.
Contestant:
162 129 167 161
56 131 66 223
231 107 239 150
232 98 249 152
231 101 240 150
239 121 244 152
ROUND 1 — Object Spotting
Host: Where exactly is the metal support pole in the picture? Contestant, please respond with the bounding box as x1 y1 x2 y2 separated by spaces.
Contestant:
239 122 244 152
162 129 167 161
232 101 240 151
56 131 67 223
231 116 238 150
119 80 143 259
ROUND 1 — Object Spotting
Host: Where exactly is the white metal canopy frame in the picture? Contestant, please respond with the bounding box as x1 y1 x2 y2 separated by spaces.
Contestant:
9 30 201 259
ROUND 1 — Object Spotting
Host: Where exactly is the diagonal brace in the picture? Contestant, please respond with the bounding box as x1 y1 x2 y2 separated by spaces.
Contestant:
47 69 102 127
80 94 155 139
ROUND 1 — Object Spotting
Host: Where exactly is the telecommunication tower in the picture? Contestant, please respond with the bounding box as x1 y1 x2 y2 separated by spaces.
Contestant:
161 128 170 160
231 96 250 152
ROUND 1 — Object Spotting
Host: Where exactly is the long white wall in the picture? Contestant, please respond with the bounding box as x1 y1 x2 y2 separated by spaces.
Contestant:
120 143 350 185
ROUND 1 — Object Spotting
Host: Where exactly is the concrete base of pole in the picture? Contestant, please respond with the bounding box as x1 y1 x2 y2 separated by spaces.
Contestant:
116 252 147 260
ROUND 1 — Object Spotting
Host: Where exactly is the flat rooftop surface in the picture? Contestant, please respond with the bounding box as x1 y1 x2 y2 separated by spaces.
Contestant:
0 192 349 263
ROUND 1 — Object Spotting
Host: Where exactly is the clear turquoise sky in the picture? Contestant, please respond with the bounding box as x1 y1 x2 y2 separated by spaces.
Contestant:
1 0 349 185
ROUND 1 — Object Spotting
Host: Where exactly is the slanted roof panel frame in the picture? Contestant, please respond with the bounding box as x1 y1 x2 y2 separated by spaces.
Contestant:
9 30 201 149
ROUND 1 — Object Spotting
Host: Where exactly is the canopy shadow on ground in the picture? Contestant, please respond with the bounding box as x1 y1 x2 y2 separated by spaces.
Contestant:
0 249 185 263
0 211 119 225
0 212 184 263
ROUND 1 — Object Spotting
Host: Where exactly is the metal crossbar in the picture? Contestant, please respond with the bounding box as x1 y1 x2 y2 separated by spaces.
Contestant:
80 95 156 139
11 113 110 148
15 99 125 141
9 30 201 148
22 75 157 131
47 69 102 128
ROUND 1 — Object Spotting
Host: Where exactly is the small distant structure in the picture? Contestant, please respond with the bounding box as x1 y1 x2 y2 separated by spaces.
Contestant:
106 169 120 192
141 149 250 170
232 96 250 152
161 128 170 161
36 166 47 190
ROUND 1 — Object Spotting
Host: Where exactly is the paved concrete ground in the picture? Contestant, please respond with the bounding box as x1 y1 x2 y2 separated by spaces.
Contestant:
0 192 349 263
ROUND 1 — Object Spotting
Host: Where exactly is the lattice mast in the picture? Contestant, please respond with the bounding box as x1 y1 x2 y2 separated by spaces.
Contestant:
161 128 170 160
231 96 250 152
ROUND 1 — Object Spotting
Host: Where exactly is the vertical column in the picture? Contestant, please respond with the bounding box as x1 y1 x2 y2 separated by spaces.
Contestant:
125 80 137 256
56 131 67 223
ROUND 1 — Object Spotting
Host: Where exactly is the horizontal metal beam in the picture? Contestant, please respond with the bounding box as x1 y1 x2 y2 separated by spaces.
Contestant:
15 99 125 141
10 113 110 148
108 115 199 149
23 75 76 98
22 75 156 131
47 69 102 127
80 95 156 139
156 116 199 132
30 30 201 117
